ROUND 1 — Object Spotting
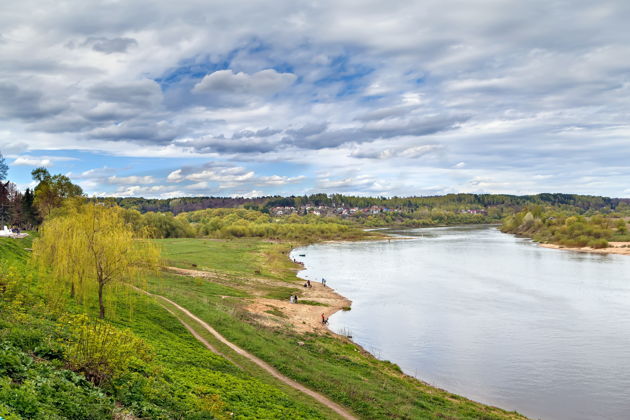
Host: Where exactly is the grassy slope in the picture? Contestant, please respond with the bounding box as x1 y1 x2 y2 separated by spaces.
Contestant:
151 237 527 420
0 237 337 419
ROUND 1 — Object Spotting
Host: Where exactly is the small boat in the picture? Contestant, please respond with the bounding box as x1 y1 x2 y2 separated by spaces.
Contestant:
299 254 306 257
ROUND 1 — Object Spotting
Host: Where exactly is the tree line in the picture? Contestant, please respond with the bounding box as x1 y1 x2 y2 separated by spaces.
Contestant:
0 152 84 229
107 192 630 217
501 206 630 248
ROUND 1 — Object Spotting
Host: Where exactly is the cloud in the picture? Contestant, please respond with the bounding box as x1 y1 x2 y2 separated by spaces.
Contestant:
84 37 138 54
0 83 66 121
185 181 209 190
232 127 281 139
316 175 392 193
88 80 162 108
283 116 466 150
13 156 52 167
193 69 297 96
176 135 279 154
231 190 264 198
185 167 255 184
255 175 305 186
351 144 444 159
103 184 185 198
87 121 178 143
107 175 156 185
165 162 306 192
167 169 184 182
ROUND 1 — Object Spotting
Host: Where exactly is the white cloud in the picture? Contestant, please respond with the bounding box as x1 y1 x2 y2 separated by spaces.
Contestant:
185 181 209 190
231 190 264 198
256 175 305 186
107 175 156 185
185 168 255 183
167 169 184 182
13 156 52 167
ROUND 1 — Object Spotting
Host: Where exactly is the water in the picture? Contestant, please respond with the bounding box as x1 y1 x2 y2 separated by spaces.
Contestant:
291 225 630 420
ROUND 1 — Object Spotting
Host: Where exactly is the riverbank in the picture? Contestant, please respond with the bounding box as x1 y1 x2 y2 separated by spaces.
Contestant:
539 241 630 255
155 237 527 419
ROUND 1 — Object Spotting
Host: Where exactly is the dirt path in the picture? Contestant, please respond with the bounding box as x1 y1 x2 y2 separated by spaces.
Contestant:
166 266 225 280
136 286 358 420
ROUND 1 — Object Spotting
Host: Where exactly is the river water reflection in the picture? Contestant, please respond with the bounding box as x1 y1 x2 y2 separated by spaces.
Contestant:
291 225 630 420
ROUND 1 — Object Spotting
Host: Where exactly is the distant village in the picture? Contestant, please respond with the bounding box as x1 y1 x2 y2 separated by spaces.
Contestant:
269 205 487 217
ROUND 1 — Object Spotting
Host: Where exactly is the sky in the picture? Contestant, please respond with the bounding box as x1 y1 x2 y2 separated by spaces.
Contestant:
1 0 630 198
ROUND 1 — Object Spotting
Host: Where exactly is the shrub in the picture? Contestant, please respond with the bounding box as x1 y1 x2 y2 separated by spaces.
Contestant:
62 315 153 385
588 238 608 249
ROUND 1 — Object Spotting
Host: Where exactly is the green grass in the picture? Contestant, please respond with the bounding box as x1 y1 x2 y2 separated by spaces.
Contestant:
0 236 335 419
299 300 330 307
156 238 274 275
0 235 35 263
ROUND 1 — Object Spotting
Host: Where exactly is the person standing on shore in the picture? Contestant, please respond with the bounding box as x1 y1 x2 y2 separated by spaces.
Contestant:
322 278 326 287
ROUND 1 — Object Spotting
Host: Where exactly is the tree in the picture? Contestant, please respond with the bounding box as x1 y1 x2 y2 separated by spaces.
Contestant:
33 203 160 319
0 151 7 181
0 181 10 227
21 188 37 228
31 167 83 219
0 181 23 228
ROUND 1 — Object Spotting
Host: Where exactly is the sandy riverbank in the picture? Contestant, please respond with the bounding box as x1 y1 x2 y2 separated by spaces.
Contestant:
167 265 352 334
246 281 351 334
540 241 630 256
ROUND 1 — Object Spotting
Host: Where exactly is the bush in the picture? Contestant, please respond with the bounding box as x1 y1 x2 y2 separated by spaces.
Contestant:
588 238 608 249
62 315 153 385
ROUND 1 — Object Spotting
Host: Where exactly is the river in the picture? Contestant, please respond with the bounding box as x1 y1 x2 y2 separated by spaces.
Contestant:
290 225 630 420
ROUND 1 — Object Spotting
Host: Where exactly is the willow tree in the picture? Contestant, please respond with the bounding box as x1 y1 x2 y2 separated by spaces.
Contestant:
34 203 160 318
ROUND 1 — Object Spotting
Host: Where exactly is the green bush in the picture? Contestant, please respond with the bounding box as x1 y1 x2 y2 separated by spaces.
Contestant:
62 315 153 385
588 238 608 249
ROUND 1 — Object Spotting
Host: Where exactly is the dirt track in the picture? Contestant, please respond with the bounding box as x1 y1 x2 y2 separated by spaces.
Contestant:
136 285 358 420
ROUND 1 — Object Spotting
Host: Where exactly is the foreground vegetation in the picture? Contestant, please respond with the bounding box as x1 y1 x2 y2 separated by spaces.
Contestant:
0 203 527 419
501 207 630 248
1 235 339 418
